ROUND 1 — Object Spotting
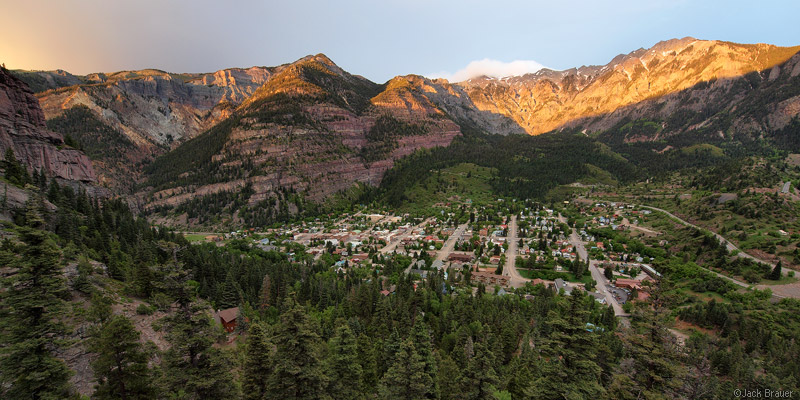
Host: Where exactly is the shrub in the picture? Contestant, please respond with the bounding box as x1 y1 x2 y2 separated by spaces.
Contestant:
136 303 155 315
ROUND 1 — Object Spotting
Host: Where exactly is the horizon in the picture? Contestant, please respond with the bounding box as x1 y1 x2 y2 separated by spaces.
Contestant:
6 36 800 85
2 0 799 83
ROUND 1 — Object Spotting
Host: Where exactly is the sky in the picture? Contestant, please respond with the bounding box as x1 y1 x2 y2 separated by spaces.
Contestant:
2 0 799 83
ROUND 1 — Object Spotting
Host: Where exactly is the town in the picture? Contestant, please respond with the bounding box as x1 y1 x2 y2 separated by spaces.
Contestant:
199 198 668 331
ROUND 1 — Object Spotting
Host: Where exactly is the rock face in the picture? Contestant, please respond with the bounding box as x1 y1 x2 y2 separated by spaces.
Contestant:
143 55 460 215
0 67 95 184
446 38 800 136
35 66 277 148
16 38 800 223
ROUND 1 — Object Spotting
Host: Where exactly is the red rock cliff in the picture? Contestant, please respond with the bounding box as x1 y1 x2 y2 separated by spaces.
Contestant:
0 67 96 183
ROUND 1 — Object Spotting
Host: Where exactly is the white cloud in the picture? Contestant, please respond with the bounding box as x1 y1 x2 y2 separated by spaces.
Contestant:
431 59 547 82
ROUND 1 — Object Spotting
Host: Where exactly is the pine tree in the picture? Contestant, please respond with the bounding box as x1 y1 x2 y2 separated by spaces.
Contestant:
89 315 156 399
531 291 605 399
258 274 272 310
267 297 328 399
437 354 463 400
411 320 439 399
3 148 30 187
460 339 499 400
326 322 363 399
379 339 431 400
242 323 274 400
217 271 240 309
161 266 238 399
0 204 72 399
769 260 782 280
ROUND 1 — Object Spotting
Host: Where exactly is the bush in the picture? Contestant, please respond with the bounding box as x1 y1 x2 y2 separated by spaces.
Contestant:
743 269 761 284
136 303 155 315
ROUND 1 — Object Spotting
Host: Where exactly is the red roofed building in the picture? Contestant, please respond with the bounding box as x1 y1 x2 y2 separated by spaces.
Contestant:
449 253 474 263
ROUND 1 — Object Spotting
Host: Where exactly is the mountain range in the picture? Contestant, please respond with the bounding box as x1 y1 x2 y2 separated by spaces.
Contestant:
4 37 800 226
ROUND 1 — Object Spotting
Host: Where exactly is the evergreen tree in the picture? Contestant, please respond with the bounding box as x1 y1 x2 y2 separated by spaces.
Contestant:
267 297 328 399
161 266 238 399
326 322 363 399
242 323 274 400
0 204 73 399
411 320 439 399
217 271 240 309
258 274 272 309
379 339 432 400
460 339 499 400
531 291 605 399
89 315 156 400
3 148 30 187
768 260 782 280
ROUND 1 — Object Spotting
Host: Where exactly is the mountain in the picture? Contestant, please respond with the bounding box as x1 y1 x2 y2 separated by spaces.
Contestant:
140 54 460 226
12 38 800 226
0 66 96 187
443 37 800 136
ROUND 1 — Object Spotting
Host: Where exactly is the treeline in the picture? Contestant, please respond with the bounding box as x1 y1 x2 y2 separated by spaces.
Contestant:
379 132 641 206
46 105 136 161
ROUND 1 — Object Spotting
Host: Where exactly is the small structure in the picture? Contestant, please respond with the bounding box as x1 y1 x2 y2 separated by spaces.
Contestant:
448 253 474 263
217 307 239 333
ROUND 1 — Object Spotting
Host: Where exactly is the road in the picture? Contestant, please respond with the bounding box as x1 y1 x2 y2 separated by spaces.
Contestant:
640 206 785 275
559 214 629 317
637 205 800 299
435 223 469 262
503 215 530 287
379 217 434 254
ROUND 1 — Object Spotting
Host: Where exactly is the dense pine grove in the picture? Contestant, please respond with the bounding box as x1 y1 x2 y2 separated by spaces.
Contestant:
1 175 799 398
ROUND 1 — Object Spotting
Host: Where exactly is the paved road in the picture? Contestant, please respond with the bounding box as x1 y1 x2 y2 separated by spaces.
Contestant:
380 217 434 254
559 214 629 317
435 223 469 262
503 215 530 288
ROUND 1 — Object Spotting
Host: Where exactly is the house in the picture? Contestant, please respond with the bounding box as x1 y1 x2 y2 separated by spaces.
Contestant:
588 292 607 304
449 253 474 263
614 278 643 290
554 278 572 294
217 307 239 333
409 269 429 279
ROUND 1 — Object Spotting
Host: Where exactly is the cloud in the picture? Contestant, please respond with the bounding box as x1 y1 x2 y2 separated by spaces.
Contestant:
432 59 547 82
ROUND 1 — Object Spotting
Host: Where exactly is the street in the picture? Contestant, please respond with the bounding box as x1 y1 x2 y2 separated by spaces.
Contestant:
503 215 530 287
559 213 629 317
379 217 433 254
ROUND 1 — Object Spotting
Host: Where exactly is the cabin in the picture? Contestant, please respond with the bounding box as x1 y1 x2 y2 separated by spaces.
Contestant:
217 307 239 333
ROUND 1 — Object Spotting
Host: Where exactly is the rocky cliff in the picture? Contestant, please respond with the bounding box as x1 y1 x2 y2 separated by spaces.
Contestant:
142 55 460 222
34 66 276 149
447 38 800 137
0 67 95 185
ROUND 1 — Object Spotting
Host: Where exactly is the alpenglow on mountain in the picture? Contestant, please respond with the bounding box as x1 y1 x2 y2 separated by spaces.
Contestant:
5 37 800 226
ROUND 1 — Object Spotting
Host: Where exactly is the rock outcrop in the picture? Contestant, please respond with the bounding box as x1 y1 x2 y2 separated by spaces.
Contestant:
0 67 95 184
143 55 460 215
35 66 277 148
446 38 800 136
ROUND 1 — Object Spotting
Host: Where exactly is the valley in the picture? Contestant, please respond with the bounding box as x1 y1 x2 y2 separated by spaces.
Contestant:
2 34 800 399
